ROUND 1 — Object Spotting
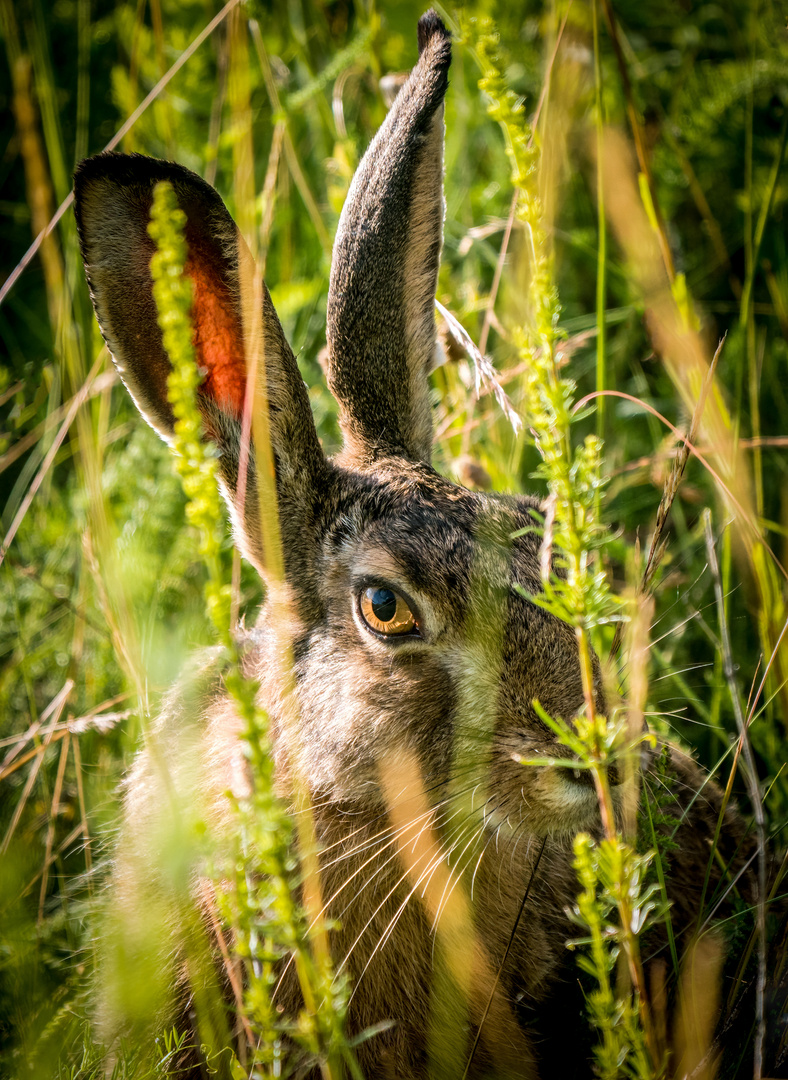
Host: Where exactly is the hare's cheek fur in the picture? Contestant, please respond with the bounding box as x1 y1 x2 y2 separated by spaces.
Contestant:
276 630 456 800
246 492 605 837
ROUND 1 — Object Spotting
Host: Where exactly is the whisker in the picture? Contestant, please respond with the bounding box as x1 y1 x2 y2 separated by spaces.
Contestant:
651 663 712 682
431 814 496 933
343 839 451 1001
462 836 546 1080
340 797 500 1000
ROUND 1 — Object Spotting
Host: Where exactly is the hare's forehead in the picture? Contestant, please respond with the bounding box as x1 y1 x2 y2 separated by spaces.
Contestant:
318 481 543 599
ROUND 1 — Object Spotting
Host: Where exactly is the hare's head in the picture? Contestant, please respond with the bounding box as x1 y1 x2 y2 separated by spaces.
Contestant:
74 12 607 839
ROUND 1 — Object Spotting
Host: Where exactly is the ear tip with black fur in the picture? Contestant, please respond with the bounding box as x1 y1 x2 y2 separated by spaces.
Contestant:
73 150 213 198
417 10 451 58
74 150 156 193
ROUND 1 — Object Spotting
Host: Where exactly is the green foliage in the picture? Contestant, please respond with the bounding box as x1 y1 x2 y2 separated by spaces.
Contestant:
473 15 619 637
148 181 230 635
472 18 660 1072
147 179 349 1076
570 833 658 1080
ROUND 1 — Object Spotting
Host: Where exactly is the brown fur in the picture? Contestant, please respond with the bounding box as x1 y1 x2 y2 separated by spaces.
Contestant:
74 12 759 1079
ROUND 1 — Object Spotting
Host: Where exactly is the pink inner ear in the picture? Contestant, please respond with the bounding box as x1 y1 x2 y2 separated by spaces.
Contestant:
186 247 247 419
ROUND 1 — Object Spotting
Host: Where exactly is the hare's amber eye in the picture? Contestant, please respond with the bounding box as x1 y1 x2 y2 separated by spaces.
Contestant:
360 587 417 636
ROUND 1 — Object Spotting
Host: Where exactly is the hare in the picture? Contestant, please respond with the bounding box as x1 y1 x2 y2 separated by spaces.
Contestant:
74 11 764 1080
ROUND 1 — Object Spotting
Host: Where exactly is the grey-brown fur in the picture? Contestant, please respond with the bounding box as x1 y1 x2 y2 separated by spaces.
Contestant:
74 11 762 1079
326 11 450 466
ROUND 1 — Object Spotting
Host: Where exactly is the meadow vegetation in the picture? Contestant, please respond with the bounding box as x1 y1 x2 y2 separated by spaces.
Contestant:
1 0 787 1076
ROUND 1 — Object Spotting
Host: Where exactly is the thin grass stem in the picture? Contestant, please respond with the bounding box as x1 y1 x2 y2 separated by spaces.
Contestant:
703 510 767 1079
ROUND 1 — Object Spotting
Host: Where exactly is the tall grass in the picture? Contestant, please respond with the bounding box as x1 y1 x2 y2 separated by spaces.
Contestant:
1 0 786 1077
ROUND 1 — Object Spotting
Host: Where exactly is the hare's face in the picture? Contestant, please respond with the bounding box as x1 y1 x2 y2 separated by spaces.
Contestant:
74 13 599 845
271 460 601 837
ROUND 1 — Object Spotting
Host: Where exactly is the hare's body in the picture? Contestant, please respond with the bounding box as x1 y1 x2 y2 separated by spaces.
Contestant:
75 12 762 1079
116 618 748 1080
107 460 752 1079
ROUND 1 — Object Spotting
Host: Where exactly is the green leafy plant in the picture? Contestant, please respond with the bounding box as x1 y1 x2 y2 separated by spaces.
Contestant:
147 178 350 1078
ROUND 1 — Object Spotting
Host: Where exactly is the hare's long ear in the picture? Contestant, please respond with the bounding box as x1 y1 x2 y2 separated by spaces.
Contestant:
74 152 324 579
326 11 451 466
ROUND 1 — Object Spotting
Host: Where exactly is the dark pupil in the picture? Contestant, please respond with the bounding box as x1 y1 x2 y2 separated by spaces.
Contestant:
371 588 397 623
